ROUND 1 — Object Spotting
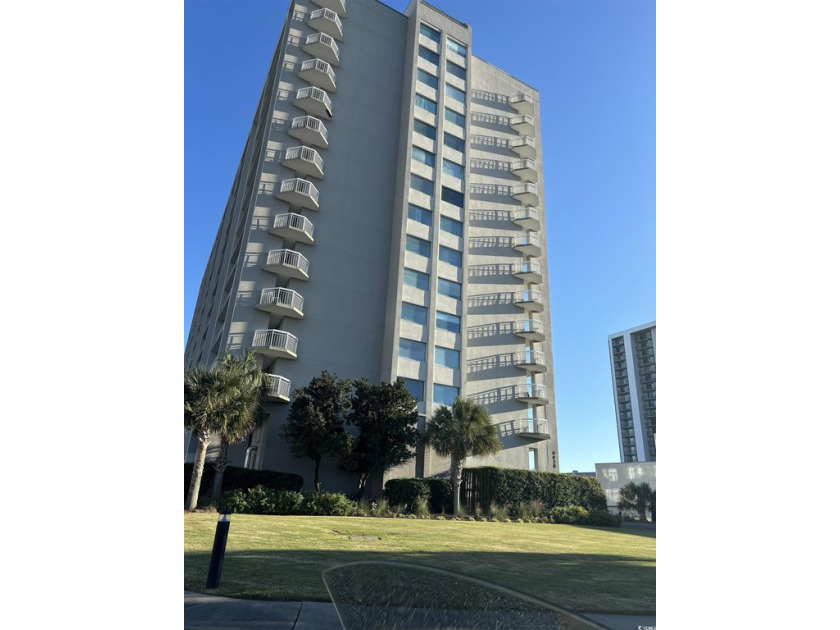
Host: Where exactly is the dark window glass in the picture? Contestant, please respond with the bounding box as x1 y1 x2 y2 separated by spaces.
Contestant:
436 311 461 333
438 278 461 299
444 108 465 128
406 235 431 257
443 133 464 152
418 46 439 65
445 84 466 104
446 60 466 80
399 338 426 362
413 119 436 139
407 203 432 226
440 216 463 237
420 23 441 44
439 245 462 267
441 186 464 208
412 146 435 167
404 268 430 290
400 377 425 402
435 346 460 369
415 94 437 115
410 174 435 196
442 159 464 180
401 302 428 325
417 68 439 89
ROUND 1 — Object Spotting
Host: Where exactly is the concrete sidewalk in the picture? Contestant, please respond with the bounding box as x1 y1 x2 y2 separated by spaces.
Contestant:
185 591 655 629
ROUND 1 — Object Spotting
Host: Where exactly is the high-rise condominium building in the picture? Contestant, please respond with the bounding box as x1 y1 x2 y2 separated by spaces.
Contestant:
185 0 559 492
608 322 656 462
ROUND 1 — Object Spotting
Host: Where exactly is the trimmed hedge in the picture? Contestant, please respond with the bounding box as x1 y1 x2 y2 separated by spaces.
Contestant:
217 487 355 516
461 467 608 514
184 463 304 502
383 478 454 513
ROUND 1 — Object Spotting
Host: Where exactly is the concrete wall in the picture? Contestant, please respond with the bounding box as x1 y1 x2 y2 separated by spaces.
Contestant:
595 461 656 513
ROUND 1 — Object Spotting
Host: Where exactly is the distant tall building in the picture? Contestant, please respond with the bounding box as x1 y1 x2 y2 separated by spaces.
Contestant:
608 322 656 462
185 0 559 491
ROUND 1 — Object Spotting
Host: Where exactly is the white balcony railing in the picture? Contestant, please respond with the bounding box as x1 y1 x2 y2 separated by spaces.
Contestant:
258 287 304 313
289 115 329 148
511 183 539 205
312 0 346 18
251 329 299 356
514 418 549 435
309 7 343 40
283 145 324 178
266 374 292 401
512 260 542 280
266 249 310 276
304 32 340 65
514 289 543 307
294 86 333 118
512 206 540 229
513 233 540 250
509 114 535 135
509 93 535 115
508 135 536 159
272 213 315 242
513 350 546 372
514 319 544 337
277 178 320 208
515 383 548 402
299 58 337 91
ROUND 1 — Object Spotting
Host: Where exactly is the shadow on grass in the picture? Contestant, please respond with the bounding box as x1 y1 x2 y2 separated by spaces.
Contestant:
184 549 655 615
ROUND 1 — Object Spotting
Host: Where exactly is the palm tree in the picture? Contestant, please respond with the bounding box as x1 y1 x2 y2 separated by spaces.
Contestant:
425 397 501 514
184 352 268 510
617 481 655 523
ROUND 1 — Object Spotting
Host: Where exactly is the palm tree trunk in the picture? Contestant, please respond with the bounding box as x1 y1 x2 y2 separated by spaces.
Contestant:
357 472 370 499
314 457 321 492
211 442 230 502
451 455 463 514
186 432 211 510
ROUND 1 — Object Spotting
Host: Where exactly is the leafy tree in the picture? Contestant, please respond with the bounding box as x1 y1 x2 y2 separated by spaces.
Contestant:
282 371 352 491
618 481 655 523
425 397 501 514
184 352 268 510
341 379 419 498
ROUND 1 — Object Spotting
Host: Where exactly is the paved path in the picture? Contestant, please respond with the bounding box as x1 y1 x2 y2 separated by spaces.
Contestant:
185 591 655 629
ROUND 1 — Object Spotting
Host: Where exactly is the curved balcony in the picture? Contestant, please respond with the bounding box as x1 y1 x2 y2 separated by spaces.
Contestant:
304 32 340 66
264 249 310 282
294 86 333 119
309 8 343 41
298 58 336 93
514 418 550 440
515 383 548 406
514 289 544 313
269 213 315 246
513 319 545 342
250 329 299 360
276 178 319 210
511 206 540 231
511 183 539 206
513 232 541 257
289 115 329 149
513 350 547 374
313 0 346 18
510 158 538 183
509 136 536 159
510 114 535 136
283 146 324 179
512 260 542 283
266 374 292 402
510 93 535 116
255 287 304 319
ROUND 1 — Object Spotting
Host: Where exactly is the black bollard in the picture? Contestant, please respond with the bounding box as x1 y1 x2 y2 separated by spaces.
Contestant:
206 511 232 589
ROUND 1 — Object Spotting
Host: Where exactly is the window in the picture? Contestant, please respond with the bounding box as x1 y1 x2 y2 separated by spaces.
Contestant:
407 203 432 226
441 186 464 208
435 346 460 369
439 245 462 267
418 46 439 65
413 119 436 140
401 302 428 325
436 311 460 333
412 146 435 167
438 278 461 299
399 377 425 402
445 84 466 104
442 159 464 180
415 93 437 115
446 38 467 56
433 384 458 405
528 449 537 471
410 174 434 196
440 216 463 237
406 235 431 257
399 338 426 362
446 60 466 80
417 68 439 90
443 133 464 153
404 268 429 290
419 23 441 44
444 108 465 128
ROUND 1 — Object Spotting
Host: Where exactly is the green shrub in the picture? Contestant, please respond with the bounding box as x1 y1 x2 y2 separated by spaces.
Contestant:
384 478 431 513
488 501 509 520
549 505 590 524
414 497 431 518
583 509 622 527
300 491 355 516
217 489 249 513
427 478 453 513
185 463 304 502
371 500 391 518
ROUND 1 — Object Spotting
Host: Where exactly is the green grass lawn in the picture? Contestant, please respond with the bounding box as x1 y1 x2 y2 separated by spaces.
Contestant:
184 513 655 615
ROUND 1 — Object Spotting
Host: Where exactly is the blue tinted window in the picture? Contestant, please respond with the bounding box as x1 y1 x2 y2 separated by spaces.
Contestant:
441 186 464 208
407 203 432 226
433 384 459 405
443 133 464 152
440 216 463 237
442 159 464 180
446 38 467 56
435 347 460 369
412 146 435 167
404 268 430 290
445 84 466 104
415 94 437 115
400 377 425 402
410 174 434 196
406 235 431 257
446 60 466 80
420 23 441 44
413 119 436 139
401 302 428 325
436 311 460 333
399 338 426 362
417 68 439 90
418 46 439 65
439 245 462 268
438 278 461 299
444 108 465 128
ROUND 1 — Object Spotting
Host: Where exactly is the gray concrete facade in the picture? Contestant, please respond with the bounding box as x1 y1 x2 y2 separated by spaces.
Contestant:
185 0 559 493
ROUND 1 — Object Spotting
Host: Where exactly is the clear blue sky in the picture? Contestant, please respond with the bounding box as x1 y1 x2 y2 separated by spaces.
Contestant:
184 0 655 473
